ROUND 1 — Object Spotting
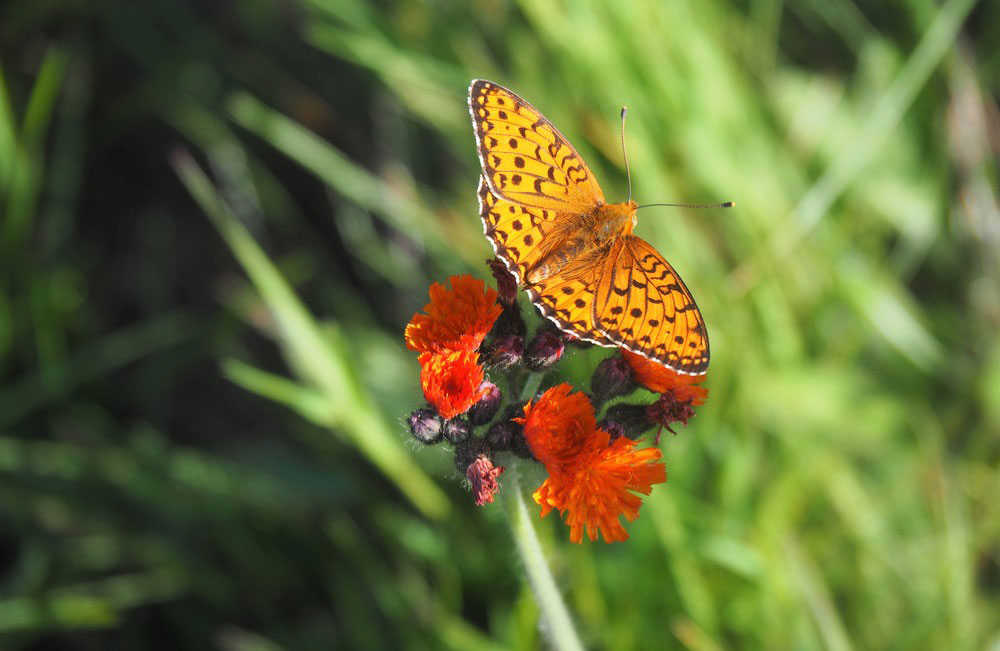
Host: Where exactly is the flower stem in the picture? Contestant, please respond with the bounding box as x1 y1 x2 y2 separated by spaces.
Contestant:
506 461 585 651
519 371 544 402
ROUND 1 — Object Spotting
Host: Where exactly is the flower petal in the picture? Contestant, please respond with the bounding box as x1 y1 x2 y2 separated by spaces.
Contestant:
516 384 596 467
622 351 708 402
532 429 666 544
419 350 488 420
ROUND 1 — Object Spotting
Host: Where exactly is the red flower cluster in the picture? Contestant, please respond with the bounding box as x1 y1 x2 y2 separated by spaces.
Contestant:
517 385 666 543
403 263 709 544
405 275 501 419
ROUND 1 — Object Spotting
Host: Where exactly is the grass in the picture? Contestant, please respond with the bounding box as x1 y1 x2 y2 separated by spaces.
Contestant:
0 0 998 648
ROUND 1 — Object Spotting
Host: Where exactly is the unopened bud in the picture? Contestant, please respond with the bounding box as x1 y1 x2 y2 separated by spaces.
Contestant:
487 258 518 307
408 408 443 444
591 354 635 405
525 330 564 371
602 419 627 441
468 382 502 426
601 402 652 439
485 418 520 451
485 334 524 368
443 417 471 444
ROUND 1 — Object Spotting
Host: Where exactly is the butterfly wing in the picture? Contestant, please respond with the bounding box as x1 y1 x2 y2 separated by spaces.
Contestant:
593 235 709 375
469 79 605 213
525 246 621 348
478 176 560 284
479 175 616 346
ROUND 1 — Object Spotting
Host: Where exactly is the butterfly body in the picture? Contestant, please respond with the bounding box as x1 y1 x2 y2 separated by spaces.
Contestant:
469 80 710 376
525 200 636 284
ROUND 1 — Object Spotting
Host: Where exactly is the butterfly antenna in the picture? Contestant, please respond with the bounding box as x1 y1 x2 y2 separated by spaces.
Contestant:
637 201 735 209
620 106 632 203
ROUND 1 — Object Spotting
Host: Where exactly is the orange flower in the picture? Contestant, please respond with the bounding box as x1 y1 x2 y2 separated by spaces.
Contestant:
515 384 596 468
622 351 708 405
533 429 666 543
405 275 502 354
419 350 489 420
518 383 666 543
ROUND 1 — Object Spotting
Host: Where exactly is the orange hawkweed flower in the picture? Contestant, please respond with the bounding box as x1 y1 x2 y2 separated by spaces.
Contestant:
515 384 596 468
622 351 708 405
534 429 666 543
419 350 489 420
405 275 502 354
519 384 666 543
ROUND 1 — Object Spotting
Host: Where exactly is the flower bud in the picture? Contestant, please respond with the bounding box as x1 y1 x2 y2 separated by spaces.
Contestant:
443 417 471 444
487 258 518 307
485 334 524 368
468 381 502 426
408 407 443 444
591 354 635 405
485 418 520 451
601 402 653 440
525 330 564 371
492 303 527 338
602 419 627 441
510 430 533 459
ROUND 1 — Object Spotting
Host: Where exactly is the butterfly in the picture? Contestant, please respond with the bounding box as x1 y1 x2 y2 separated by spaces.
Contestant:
468 80 710 376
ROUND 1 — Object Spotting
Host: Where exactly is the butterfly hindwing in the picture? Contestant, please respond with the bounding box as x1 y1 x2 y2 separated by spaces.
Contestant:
526 262 617 348
594 235 709 375
469 79 604 213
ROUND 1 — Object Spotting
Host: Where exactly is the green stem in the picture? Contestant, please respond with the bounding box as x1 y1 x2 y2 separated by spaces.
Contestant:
519 371 544 402
506 462 584 651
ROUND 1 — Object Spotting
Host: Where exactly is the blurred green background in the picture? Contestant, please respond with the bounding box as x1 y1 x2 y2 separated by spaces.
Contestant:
2 0 998 648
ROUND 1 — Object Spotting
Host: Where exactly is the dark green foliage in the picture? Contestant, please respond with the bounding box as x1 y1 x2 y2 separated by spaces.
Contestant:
0 0 997 648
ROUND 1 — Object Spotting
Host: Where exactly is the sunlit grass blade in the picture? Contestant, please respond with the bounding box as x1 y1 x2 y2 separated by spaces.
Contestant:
171 148 450 520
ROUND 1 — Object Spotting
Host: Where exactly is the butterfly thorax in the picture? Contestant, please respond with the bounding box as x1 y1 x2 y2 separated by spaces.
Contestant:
525 200 638 284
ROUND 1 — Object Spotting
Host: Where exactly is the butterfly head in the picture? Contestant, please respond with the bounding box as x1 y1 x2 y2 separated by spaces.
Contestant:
601 200 639 236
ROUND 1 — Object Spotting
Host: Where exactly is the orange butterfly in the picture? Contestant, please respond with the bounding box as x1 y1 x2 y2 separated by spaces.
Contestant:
469 80 711 376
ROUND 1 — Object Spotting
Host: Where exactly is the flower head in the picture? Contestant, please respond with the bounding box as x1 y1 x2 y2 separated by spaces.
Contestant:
622 351 708 404
419 350 489 420
466 454 505 506
533 429 666 543
515 384 596 468
405 275 502 354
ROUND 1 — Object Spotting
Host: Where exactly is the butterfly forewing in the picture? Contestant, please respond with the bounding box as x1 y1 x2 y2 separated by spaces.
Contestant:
594 236 709 375
478 176 559 283
479 174 617 346
469 80 604 213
